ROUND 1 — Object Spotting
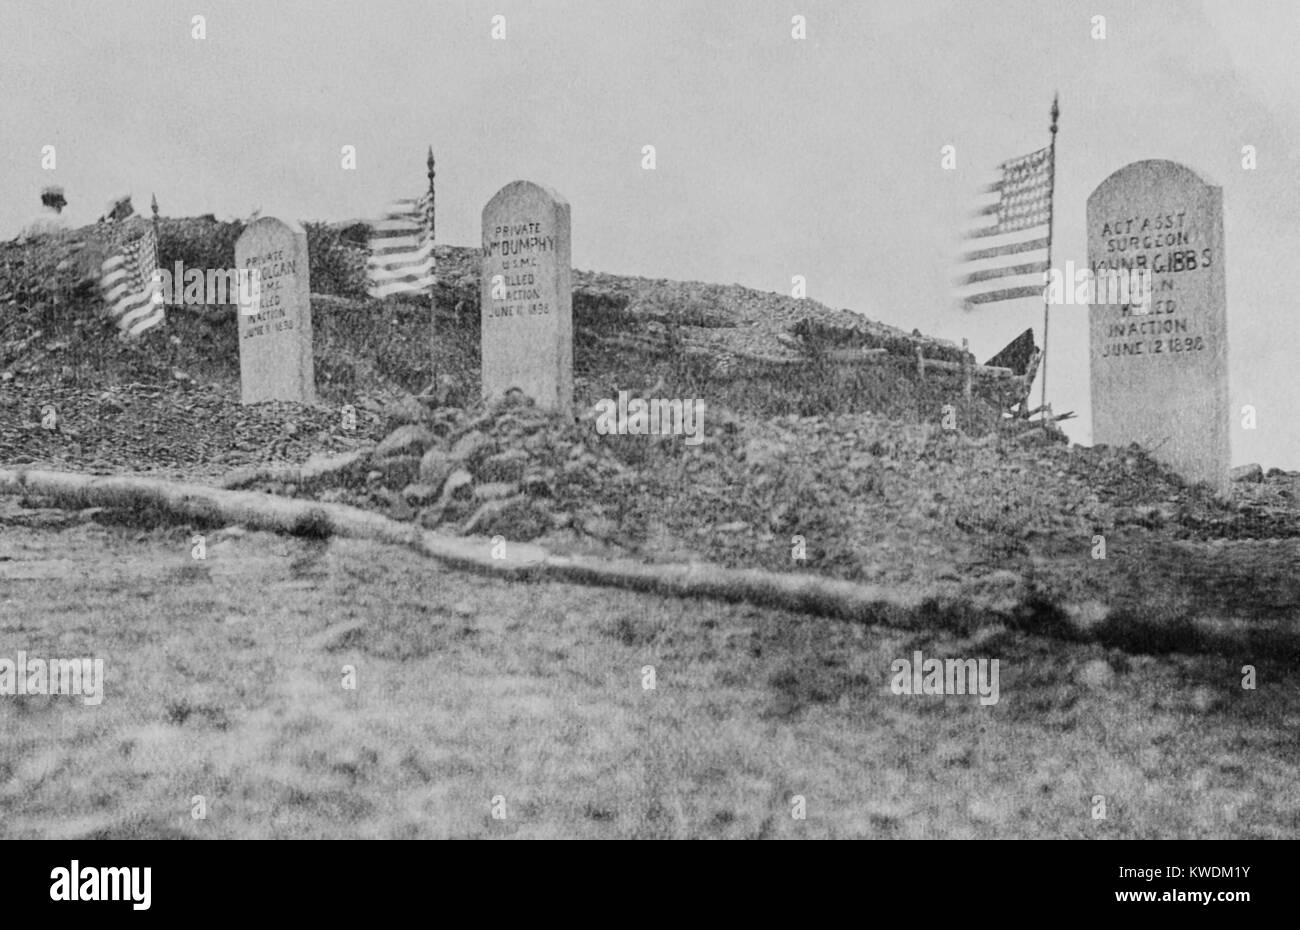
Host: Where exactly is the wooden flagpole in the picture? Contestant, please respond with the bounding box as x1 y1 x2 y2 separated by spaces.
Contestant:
426 146 437 393
1040 94 1059 419
150 193 168 359
150 193 161 264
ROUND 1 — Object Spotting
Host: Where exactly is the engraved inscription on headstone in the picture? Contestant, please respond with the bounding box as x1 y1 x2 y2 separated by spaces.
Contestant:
234 216 316 405
1087 159 1229 490
480 181 573 416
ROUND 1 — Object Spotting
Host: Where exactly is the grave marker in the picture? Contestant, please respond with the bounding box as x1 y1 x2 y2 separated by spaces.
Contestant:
1087 159 1229 490
234 216 315 405
480 181 573 416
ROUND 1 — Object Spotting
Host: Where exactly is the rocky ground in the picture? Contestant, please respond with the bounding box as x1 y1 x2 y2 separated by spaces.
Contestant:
4 223 1300 646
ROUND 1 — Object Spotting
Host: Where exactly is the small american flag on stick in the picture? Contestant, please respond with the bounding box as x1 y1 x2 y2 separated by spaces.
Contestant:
954 144 1054 307
366 193 436 299
99 223 165 337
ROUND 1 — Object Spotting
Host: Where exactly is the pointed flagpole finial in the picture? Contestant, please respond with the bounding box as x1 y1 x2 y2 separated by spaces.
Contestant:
151 193 159 217
1050 93 1060 134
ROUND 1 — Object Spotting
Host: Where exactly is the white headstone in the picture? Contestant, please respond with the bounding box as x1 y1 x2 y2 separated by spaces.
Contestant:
1087 160 1229 490
480 181 573 416
234 217 315 405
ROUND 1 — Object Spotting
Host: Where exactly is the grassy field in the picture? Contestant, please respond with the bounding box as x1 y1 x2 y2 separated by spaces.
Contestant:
1 498 1297 839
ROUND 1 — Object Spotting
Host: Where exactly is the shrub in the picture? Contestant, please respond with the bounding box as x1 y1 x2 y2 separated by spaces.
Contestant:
157 218 369 300
304 222 368 298
157 217 243 275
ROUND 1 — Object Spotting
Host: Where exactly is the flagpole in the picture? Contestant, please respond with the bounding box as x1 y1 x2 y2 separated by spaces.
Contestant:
150 193 160 265
151 193 166 359
426 146 437 394
1040 93 1059 419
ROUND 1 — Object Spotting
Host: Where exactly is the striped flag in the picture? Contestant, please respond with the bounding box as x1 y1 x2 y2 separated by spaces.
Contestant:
99 223 165 337
954 145 1054 307
366 193 435 299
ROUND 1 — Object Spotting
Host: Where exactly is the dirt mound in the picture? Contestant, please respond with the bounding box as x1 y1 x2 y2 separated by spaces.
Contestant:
5 217 1300 639
211 385 1300 638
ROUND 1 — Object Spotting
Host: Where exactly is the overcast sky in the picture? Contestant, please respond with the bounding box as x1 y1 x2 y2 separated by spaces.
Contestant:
3 0 1297 467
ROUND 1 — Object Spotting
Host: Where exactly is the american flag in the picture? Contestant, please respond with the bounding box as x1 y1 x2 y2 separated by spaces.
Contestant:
366 193 435 299
99 223 165 337
954 145 1054 307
